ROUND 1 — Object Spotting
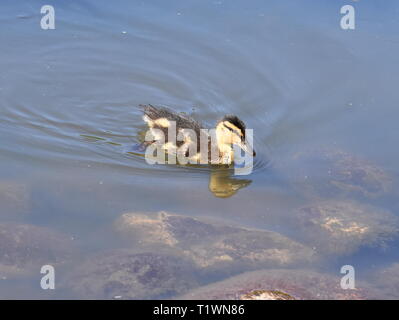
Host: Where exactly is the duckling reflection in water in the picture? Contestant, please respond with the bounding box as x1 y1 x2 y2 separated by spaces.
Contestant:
209 167 252 198
140 104 256 166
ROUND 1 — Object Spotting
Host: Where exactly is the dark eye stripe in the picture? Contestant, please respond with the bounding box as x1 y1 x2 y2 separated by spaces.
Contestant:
223 124 235 132
223 124 245 140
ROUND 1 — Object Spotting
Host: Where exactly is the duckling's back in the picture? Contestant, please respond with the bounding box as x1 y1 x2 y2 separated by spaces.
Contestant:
142 105 201 129
141 104 203 146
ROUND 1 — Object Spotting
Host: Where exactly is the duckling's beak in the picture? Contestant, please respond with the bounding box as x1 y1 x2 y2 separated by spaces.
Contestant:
238 140 256 157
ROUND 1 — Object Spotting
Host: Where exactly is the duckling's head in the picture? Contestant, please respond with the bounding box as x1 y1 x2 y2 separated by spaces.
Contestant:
215 115 256 157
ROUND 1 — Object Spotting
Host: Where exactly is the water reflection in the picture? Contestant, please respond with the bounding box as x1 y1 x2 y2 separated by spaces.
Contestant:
208 167 252 198
126 144 252 198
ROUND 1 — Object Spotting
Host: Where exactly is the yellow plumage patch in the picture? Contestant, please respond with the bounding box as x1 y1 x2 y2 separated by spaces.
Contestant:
154 118 170 128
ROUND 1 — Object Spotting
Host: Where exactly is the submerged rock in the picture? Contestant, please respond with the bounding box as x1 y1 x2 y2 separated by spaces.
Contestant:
240 289 295 300
0 223 74 277
283 147 392 199
115 212 316 274
295 201 399 255
178 269 373 300
64 250 198 299
0 181 30 217
369 263 399 299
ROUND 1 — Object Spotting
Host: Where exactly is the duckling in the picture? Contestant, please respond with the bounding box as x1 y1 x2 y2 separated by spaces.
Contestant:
140 104 256 165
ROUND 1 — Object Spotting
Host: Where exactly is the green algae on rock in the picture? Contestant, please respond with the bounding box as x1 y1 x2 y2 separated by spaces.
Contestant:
63 250 199 299
115 212 316 274
295 201 399 256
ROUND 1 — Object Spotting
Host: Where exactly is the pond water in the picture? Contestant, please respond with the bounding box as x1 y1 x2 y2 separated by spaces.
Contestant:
1 0 399 299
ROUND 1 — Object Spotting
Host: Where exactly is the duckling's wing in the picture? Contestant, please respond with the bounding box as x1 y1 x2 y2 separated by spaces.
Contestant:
139 104 205 153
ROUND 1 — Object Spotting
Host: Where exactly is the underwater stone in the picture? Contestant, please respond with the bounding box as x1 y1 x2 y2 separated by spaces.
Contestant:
282 147 393 199
0 223 74 277
115 212 316 274
295 200 398 256
240 289 295 300
369 263 399 299
0 181 30 217
64 250 199 299
178 269 373 300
